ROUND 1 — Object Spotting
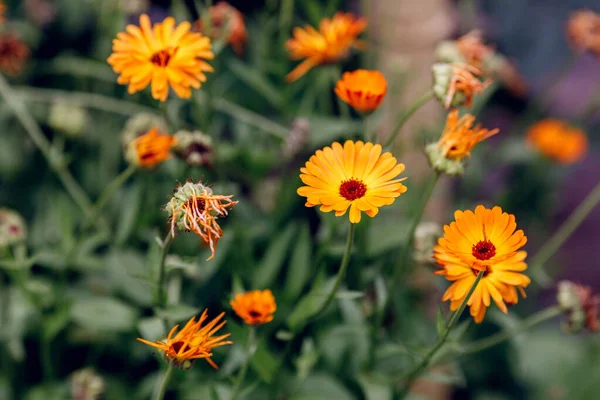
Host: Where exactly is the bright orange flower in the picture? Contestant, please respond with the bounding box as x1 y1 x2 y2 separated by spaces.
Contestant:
437 110 499 160
126 127 176 167
297 140 407 224
107 14 214 102
167 181 238 260
567 10 600 55
527 119 587 164
137 310 232 369
195 2 247 56
286 12 367 82
230 289 277 325
334 69 387 112
434 205 530 323
0 34 29 75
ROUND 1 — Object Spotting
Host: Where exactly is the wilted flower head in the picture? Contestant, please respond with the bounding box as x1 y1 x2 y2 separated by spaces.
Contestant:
167 180 238 260
70 368 105 400
0 208 26 248
334 69 387 113
567 10 600 55
426 110 499 176
282 117 311 159
121 112 168 147
286 12 367 82
48 101 88 138
0 33 30 75
137 310 232 369
527 119 588 165
230 289 277 325
557 281 600 334
413 222 442 264
173 130 214 167
195 2 247 56
126 127 177 168
432 63 491 109
107 14 214 101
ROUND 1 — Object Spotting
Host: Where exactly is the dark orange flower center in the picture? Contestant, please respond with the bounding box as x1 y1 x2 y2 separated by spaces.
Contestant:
150 47 178 67
472 239 496 260
171 341 189 354
249 310 261 318
339 179 367 201
185 196 206 213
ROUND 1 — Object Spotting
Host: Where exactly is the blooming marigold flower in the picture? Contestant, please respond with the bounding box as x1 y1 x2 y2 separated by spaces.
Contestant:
107 14 214 102
334 69 387 112
297 140 407 224
230 289 277 325
194 2 247 56
137 310 232 369
167 180 238 260
125 127 176 168
432 63 491 109
286 12 367 82
434 205 530 323
527 119 588 165
0 33 29 75
567 10 600 55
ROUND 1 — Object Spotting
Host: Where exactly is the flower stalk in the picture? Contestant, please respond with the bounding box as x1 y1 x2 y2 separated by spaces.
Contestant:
156 233 175 308
154 364 174 400
383 90 434 148
231 326 257 400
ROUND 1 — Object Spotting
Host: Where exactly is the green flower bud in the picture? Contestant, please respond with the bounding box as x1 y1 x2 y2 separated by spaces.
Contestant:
0 208 26 248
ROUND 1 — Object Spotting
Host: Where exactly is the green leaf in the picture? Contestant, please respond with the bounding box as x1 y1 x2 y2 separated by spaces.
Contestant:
436 305 446 337
42 305 71 342
335 291 365 300
71 297 139 332
290 373 355 400
253 223 297 288
306 117 364 148
231 273 245 296
115 182 143 245
250 342 279 383
287 278 335 332
374 274 388 313
227 59 285 110
108 250 154 306
283 222 312 300
154 304 200 322
275 330 294 341
358 375 392 400
137 317 166 341
295 338 319 380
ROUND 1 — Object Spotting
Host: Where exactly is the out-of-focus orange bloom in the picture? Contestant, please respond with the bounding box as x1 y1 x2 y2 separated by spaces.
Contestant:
195 2 247 56
527 119 588 164
0 34 30 75
126 127 176 168
567 10 600 55
286 12 367 82
334 69 387 112
455 30 495 71
230 289 277 325
437 110 499 160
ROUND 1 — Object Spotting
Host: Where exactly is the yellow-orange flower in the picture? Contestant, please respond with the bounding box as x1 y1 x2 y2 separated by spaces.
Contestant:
0 34 29 76
167 181 238 260
567 10 600 55
434 205 530 323
334 69 387 112
137 310 232 369
126 127 176 167
230 289 277 325
527 119 588 164
437 110 499 160
195 2 247 56
297 140 407 224
107 14 214 102
286 12 367 82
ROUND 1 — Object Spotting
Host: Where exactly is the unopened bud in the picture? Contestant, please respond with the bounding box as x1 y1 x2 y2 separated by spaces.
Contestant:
48 101 88 137
0 208 27 248
173 130 214 167
70 368 105 400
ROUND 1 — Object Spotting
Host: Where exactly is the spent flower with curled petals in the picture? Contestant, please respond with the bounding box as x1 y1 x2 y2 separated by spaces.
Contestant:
107 14 214 101
125 127 177 168
195 2 247 56
0 33 30 75
137 310 232 369
557 281 600 334
434 205 530 323
566 10 600 55
286 12 367 82
166 180 237 260
230 289 277 325
432 63 491 109
334 69 387 113
297 140 407 224
527 119 588 165
173 130 214 167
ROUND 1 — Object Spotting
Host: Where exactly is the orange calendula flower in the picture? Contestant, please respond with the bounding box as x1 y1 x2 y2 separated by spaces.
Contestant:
230 289 277 325
527 119 588 164
137 310 232 369
567 10 600 55
286 12 367 82
432 63 491 109
297 140 407 224
167 180 238 260
434 205 530 323
107 14 214 102
0 34 30 75
126 127 177 168
334 69 387 112
195 2 247 56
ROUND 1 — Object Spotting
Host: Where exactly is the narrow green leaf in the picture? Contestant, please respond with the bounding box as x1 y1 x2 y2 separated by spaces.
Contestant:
436 305 446 337
154 304 200 322
287 278 335 332
227 59 285 110
253 223 297 288
115 182 142 245
358 374 392 400
42 305 71 342
283 222 312 300
71 297 138 332
335 290 364 300
250 343 279 383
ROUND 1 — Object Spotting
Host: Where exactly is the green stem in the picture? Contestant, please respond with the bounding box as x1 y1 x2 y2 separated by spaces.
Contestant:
398 271 484 399
231 326 256 400
156 233 175 308
0 75 95 217
459 306 562 355
312 223 356 320
530 180 600 286
154 364 174 400
382 90 434 148
279 0 294 43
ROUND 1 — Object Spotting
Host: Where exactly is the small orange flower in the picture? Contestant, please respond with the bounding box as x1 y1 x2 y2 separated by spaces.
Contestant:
107 14 214 102
0 34 30 75
286 12 367 82
437 110 499 160
195 2 247 56
566 10 600 55
167 181 238 260
434 205 530 323
527 119 588 164
334 69 387 112
126 127 176 168
230 289 277 325
137 310 232 369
